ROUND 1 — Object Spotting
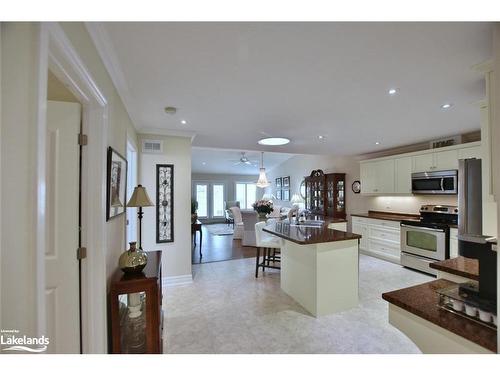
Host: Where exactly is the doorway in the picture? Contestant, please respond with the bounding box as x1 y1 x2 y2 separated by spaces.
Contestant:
127 140 138 245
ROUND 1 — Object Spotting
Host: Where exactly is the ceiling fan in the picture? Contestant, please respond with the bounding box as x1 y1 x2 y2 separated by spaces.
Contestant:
230 152 258 166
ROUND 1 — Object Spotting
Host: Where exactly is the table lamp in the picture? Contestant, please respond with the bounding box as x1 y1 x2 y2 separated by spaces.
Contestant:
290 193 304 208
127 184 154 249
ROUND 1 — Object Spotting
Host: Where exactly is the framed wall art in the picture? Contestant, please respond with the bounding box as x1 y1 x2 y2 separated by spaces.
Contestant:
106 147 127 221
276 189 282 200
282 176 290 188
156 164 174 243
282 189 290 201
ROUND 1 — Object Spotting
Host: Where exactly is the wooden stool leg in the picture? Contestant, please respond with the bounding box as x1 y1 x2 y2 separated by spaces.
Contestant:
255 247 260 278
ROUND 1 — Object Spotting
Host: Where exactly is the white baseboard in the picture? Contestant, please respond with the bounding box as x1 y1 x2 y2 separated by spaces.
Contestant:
162 274 193 287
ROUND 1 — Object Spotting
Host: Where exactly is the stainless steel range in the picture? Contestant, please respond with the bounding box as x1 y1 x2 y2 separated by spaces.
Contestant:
400 205 458 276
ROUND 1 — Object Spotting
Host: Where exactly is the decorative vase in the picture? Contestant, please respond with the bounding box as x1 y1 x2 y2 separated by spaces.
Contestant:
119 241 148 274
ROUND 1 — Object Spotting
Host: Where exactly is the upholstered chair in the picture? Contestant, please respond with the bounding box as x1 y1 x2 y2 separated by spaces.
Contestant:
229 206 244 240
254 219 282 278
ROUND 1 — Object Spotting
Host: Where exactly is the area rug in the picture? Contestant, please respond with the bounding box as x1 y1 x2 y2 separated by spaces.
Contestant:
205 223 234 236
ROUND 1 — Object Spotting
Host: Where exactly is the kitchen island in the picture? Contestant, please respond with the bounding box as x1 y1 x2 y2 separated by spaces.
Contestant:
263 220 361 317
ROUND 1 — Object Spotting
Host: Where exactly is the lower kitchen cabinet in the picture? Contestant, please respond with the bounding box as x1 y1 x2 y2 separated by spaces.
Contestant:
450 228 458 258
351 216 401 264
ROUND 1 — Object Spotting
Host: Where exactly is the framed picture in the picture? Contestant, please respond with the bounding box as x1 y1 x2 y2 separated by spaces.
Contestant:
283 189 290 201
275 177 282 188
276 189 282 200
106 147 127 221
283 176 290 188
156 164 174 243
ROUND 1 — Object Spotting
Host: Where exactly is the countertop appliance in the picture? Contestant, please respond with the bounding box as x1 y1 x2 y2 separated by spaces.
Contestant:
411 169 458 195
400 205 458 276
457 158 497 303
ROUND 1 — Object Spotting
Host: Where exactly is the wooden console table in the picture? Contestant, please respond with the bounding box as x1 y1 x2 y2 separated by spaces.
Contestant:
109 250 163 354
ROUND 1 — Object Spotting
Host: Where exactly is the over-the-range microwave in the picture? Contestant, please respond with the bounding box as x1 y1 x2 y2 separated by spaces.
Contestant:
411 170 458 195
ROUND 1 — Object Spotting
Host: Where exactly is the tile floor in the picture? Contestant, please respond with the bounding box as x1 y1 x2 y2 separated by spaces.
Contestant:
164 254 432 354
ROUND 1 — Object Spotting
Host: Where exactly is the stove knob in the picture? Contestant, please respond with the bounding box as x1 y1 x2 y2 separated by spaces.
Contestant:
454 209 458 213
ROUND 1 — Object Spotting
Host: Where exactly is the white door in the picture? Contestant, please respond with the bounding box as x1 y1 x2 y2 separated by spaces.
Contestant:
45 101 81 353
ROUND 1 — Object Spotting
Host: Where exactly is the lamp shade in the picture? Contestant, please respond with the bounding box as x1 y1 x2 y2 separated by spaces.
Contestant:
290 194 304 205
127 184 154 207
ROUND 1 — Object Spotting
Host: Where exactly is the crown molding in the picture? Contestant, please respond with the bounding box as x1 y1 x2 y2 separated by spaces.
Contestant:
139 127 197 142
85 22 141 131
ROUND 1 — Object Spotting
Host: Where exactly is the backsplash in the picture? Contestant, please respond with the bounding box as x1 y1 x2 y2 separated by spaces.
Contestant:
367 195 458 214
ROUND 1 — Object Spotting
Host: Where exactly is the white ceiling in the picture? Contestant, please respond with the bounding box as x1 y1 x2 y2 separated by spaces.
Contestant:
88 22 492 156
191 148 295 175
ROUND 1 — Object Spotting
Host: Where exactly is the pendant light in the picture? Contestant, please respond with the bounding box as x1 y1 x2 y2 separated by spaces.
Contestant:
256 152 270 188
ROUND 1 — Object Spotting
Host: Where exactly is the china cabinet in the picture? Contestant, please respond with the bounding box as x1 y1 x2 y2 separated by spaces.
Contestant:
305 170 346 219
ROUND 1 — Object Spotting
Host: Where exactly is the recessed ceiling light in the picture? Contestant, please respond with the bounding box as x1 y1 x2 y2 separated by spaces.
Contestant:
202 162 206 165
388 88 398 95
318 135 326 140
258 137 290 146
375 141 381 145
441 103 453 110
181 120 187 125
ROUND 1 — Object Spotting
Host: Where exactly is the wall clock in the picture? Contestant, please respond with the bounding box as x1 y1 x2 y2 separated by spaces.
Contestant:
352 180 361 194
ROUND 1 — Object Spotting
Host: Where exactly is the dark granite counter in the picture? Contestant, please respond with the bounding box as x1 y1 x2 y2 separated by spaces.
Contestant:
382 279 496 353
351 210 420 222
263 220 361 245
430 256 479 281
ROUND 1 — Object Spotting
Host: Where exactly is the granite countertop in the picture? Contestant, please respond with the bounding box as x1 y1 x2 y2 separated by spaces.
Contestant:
382 279 496 353
430 256 479 281
263 220 361 245
351 210 420 222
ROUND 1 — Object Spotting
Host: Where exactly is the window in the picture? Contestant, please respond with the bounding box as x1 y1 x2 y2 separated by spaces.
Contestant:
236 182 257 209
212 184 225 217
195 183 208 218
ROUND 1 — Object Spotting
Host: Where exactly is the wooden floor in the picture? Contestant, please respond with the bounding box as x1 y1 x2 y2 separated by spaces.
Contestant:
192 224 256 264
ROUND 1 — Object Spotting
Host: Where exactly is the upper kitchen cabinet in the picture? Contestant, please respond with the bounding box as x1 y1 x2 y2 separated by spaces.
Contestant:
360 159 394 194
359 142 481 195
394 157 412 194
412 149 458 172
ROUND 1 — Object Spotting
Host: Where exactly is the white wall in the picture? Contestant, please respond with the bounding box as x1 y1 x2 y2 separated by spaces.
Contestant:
139 134 192 279
266 153 459 230
0 22 137 342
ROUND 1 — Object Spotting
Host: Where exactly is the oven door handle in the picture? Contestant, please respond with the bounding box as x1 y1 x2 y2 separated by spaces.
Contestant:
400 224 445 233
440 178 444 191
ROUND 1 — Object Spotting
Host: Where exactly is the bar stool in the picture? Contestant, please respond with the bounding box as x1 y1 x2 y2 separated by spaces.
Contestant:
254 220 282 278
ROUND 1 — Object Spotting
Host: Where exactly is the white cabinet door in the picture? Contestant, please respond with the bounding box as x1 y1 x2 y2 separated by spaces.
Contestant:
374 159 395 194
412 153 434 172
352 223 368 250
394 157 412 193
434 149 459 170
450 228 458 258
458 146 481 160
360 161 377 194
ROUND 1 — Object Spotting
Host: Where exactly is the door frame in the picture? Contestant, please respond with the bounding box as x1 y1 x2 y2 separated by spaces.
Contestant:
35 23 108 353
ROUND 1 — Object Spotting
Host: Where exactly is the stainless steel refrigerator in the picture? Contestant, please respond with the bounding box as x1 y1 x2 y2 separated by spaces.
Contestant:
458 158 497 301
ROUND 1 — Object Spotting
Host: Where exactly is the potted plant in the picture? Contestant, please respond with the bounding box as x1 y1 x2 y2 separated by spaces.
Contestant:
191 199 198 224
252 200 273 221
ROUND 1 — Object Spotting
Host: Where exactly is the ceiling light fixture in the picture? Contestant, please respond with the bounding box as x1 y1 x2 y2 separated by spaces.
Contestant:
258 137 290 146
256 152 270 188
318 135 326 140
375 141 381 145
441 103 453 110
202 162 206 165
388 88 398 95
164 106 177 114
181 120 187 125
